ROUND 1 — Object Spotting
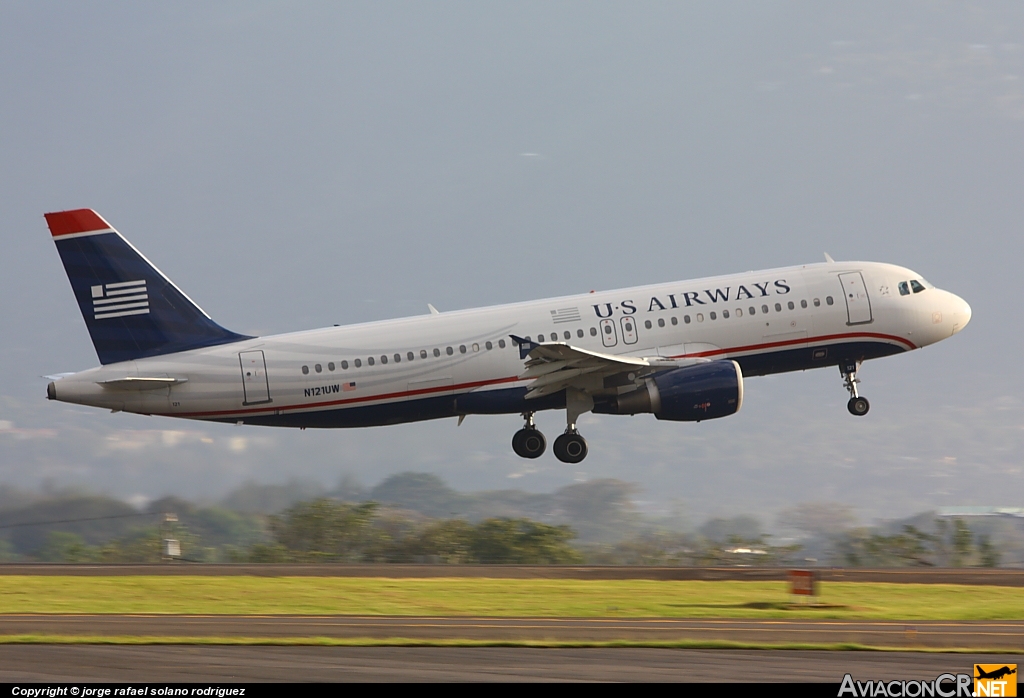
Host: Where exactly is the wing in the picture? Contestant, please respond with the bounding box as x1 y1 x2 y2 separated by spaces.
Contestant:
511 335 702 399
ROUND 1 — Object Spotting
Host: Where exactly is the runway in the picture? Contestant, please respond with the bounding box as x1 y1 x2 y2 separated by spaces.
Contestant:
3 615 1023 649
2 564 1023 585
0 646 1017 682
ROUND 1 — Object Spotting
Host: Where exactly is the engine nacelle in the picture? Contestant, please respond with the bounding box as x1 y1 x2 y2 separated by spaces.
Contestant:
593 360 744 422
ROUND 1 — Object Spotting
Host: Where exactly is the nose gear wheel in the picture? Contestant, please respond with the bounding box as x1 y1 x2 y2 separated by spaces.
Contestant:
840 361 869 416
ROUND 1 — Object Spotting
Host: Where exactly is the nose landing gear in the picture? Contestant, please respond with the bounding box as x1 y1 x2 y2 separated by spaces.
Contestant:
512 412 546 459
841 361 870 416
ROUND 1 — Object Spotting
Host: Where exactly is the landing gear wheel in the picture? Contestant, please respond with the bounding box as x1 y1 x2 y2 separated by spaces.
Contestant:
553 432 588 464
847 396 870 416
512 428 546 459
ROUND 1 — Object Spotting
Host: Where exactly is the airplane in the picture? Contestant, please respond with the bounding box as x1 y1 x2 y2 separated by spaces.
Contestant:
42 209 971 464
975 666 1017 681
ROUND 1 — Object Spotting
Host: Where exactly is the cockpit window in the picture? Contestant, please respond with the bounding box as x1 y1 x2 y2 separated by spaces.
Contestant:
910 279 926 294
898 281 910 296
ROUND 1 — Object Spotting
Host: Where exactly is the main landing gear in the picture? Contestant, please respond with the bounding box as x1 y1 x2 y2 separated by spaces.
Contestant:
511 389 595 463
512 412 546 459
553 431 588 464
841 360 870 416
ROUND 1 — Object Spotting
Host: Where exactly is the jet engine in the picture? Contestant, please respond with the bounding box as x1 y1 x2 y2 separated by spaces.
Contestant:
594 360 743 422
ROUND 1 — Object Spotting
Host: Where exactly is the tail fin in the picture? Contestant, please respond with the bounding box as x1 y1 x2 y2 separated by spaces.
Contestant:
45 209 251 365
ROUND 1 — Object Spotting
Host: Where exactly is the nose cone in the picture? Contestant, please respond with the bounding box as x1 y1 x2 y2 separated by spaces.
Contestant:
951 294 971 334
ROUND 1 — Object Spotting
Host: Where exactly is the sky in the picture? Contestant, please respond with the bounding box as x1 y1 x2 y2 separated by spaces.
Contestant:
1 2 1021 525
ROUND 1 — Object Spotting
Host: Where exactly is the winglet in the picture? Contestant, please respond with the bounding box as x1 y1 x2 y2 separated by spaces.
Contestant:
510 334 539 360
824 253 835 263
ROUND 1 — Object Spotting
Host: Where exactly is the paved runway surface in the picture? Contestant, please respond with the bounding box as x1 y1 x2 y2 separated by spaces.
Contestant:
3 615 1023 649
0 646 1017 682
2 564 1023 585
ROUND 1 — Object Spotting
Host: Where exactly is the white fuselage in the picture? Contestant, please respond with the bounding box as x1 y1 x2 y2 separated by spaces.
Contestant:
50 260 971 428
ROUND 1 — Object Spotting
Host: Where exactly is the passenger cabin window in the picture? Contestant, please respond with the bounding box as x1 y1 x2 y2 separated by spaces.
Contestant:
459 345 466 354
498 339 506 348
722 310 729 319
762 305 769 314
590 327 598 336
788 301 795 310
749 306 756 315
486 341 493 350
433 348 440 357
328 362 335 371
341 360 349 369
407 352 414 361
671 316 678 325
813 298 821 307
800 300 807 309
910 280 926 293
354 359 362 368
735 308 742 317
367 357 375 366
577 329 584 338
315 364 322 373
564 331 571 340
684 315 691 324
696 313 704 322
380 355 387 364
446 346 454 355
658 318 665 327
301 365 309 375
644 320 652 329
394 353 401 363
775 303 782 312
826 296 834 305
472 343 479 352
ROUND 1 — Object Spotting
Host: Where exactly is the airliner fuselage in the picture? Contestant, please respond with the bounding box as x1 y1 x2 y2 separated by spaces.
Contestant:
44 209 971 463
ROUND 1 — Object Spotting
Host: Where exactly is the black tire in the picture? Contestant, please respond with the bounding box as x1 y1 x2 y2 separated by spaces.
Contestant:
847 396 870 416
512 428 546 459
553 432 588 464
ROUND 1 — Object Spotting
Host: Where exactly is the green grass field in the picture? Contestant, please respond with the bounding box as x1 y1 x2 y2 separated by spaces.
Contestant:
0 577 1022 620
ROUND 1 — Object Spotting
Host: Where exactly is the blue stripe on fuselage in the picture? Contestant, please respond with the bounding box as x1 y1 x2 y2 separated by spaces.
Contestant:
212 340 905 428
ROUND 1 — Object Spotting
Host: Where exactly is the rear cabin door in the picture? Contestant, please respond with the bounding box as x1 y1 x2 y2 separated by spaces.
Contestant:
838 272 873 325
239 350 272 405
619 316 638 345
600 318 618 347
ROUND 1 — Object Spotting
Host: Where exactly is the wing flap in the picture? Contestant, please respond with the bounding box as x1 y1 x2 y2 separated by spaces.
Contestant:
511 335 704 399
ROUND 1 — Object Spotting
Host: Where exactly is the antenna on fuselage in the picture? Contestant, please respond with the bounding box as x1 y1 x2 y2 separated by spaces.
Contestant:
823 253 835 263
427 304 440 315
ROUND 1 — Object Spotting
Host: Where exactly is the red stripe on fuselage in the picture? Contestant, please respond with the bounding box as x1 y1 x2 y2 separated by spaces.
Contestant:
179 375 524 419
669 330 917 359
44 209 112 237
177 331 914 419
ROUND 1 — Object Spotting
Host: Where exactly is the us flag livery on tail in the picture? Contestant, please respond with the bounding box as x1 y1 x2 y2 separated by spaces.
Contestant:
43 209 971 463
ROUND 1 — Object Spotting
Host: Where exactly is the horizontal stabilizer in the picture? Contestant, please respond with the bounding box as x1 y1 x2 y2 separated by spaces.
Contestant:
97 377 189 391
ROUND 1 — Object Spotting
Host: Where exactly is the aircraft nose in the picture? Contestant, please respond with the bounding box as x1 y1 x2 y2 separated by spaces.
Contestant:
950 294 971 334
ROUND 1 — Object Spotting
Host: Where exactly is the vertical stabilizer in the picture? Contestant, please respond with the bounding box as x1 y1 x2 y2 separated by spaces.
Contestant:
45 209 251 364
